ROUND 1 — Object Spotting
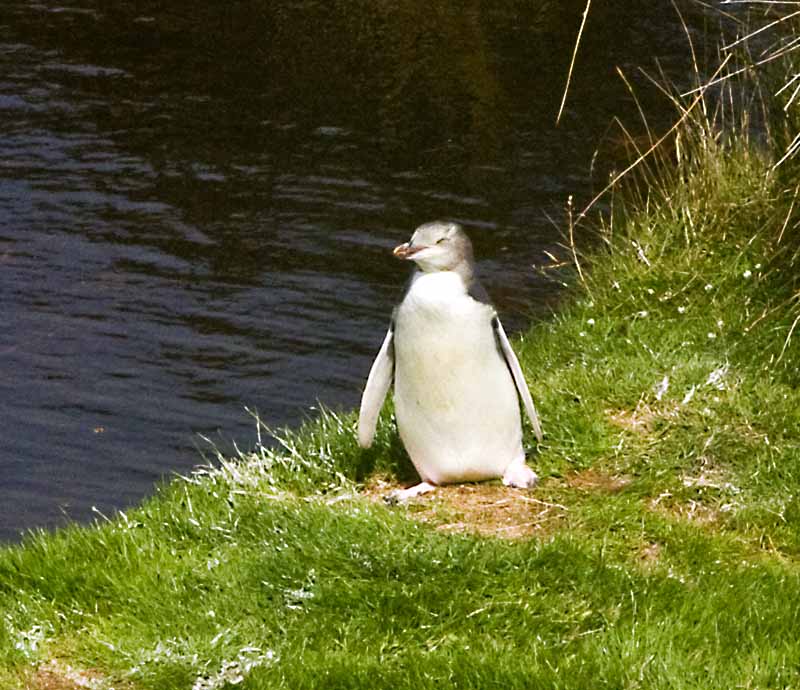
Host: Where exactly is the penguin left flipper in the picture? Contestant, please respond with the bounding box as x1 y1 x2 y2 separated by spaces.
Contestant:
492 315 544 442
358 322 395 448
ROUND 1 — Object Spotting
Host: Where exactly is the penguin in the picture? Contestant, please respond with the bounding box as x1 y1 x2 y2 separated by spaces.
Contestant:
358 221 543 501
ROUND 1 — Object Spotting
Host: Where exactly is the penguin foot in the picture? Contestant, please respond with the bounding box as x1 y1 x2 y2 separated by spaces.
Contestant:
502 458 539 489
384 481 437 505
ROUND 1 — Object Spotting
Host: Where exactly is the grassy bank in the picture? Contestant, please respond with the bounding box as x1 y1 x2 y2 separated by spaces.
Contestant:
3 41 800 690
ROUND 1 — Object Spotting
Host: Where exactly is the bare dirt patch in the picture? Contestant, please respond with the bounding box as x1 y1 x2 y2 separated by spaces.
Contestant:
566 468 632 493
363 468 634 540
646 469 741 527
26 667 72 690
636 541 663 569
28 665 85 690
28 660 131 690
606 402 681 435
363 479 568 540
649 494 721 525
606 405 657 434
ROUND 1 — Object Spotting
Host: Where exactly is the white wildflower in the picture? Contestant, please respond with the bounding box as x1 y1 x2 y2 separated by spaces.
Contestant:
132 637 198 669
705 363 729 390
704 283 713 291
717 319 724 328
586 318 595 326
647 288 655 295
682 385 696 405
678 306 686 314
654 375 669 401
743 270 752 279
707 332 716 339
632 240 651 266
579 331 586 337
637 310 649 318
192 648 276 690
284 586 315 610
13 624 48 659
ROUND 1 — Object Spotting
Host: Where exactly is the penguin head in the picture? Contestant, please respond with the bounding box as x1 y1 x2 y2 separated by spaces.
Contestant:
393 221 474 273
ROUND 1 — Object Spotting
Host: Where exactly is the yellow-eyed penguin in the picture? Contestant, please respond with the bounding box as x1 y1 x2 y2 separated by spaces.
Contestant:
358 221 543 501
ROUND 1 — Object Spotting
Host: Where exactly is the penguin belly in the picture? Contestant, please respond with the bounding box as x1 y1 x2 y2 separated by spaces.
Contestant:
393 274 524 485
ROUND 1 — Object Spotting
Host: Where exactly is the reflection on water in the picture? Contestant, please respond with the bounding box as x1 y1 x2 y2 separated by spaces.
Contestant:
0 1 728 541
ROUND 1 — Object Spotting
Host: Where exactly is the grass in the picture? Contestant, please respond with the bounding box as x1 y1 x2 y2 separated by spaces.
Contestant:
3 20 800 690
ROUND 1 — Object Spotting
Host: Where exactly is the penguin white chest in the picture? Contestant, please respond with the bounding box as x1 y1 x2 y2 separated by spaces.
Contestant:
393 272 524 484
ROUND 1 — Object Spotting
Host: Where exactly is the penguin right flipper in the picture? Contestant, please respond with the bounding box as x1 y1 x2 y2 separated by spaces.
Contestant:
492 315 544 442
358 322 395 448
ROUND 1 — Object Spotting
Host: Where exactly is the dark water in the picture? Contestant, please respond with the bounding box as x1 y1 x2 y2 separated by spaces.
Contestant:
1 1 729 541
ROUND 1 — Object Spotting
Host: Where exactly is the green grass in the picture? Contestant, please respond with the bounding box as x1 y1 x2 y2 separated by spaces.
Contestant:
3 35 800 690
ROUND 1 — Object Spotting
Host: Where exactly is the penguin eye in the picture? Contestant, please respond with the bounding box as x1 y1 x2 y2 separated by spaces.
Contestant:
436 237 447 244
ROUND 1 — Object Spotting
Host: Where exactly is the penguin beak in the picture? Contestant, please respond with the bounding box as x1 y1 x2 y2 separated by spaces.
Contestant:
393 242 424 260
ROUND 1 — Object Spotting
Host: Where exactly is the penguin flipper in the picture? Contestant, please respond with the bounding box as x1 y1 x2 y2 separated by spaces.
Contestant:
492 315 543 442
358 323 395 448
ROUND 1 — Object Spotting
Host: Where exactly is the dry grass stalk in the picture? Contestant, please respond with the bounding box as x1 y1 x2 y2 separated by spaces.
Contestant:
556 0 592 126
